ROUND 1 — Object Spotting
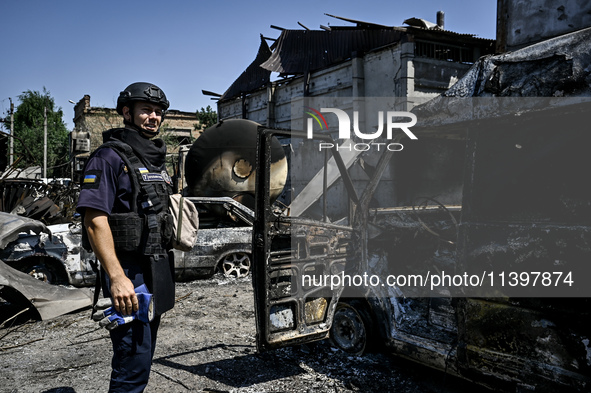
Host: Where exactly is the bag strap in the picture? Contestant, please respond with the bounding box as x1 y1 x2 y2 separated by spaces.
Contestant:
176 196 185 242
89 258 102 312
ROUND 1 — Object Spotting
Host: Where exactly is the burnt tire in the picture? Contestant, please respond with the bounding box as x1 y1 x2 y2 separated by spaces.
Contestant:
18 258 66 285
330 300 374 355
219 252 251 278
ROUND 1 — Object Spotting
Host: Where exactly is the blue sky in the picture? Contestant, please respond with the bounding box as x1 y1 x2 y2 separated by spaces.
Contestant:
0 0 497 129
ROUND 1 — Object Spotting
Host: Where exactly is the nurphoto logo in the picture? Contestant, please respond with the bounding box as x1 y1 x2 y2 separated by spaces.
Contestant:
305 106 418 152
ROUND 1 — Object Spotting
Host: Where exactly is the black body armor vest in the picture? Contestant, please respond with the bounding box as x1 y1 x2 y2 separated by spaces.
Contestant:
82 140 173 257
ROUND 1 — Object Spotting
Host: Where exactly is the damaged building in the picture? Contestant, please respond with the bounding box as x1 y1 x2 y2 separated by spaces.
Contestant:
214 12 495 126
213 0 591 123
211 11 496 216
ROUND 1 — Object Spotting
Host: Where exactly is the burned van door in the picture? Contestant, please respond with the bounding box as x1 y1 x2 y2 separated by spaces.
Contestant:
252 128 358 351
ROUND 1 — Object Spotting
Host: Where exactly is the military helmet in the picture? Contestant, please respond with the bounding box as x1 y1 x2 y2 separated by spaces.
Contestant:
116 82 170 115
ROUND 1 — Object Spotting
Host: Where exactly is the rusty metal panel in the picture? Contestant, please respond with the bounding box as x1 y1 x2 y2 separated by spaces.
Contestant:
460 298 591 392
0 179 78 224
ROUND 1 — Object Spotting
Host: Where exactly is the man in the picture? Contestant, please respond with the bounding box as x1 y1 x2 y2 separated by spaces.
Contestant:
77 82 175 392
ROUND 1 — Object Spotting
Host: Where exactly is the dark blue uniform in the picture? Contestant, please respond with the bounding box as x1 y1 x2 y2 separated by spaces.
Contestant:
77 146 161 393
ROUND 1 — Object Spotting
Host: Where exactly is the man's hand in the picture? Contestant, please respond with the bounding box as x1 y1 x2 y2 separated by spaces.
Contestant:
92 284 154 330
110 275 139 315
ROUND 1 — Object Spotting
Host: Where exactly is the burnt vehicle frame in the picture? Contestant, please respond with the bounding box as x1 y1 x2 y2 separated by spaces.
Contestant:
173 196 254 280
251 101 591 392
0 213 96 287
1 196 254 286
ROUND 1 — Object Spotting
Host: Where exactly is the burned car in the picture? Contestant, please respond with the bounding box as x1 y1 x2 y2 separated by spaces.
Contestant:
173 119 287 280
1 197 255 285
0 212 96 287
0 213 92 324
173 196 254 280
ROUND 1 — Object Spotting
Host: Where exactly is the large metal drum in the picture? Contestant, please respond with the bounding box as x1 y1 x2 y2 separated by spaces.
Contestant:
184 119 287 209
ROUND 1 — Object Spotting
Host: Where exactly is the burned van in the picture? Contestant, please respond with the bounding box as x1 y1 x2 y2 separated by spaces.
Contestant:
251 98 591 392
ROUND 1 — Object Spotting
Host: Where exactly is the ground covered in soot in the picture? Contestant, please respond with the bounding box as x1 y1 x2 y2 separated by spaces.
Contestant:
0 276 491 393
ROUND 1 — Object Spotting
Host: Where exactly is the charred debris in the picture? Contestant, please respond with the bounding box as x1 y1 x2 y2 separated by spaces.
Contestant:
0 176 79 226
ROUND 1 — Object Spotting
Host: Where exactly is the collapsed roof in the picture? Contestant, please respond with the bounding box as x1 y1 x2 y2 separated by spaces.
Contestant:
219 13 494 102
411 26 591 132
442 26 591 98
0 211 48 249
260 29 404 74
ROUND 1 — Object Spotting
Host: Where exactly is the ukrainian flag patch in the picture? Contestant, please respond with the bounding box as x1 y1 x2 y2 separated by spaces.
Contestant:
81 169 102 189
139 167 149 174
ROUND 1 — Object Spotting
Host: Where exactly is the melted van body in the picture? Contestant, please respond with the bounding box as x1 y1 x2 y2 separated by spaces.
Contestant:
252 100 591 392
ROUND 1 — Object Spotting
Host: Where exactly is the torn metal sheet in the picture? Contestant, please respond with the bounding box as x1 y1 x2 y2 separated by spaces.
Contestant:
0 259 92 321
0 211 49 249
443 26 591 98
403 17 438 30
0 178 79 224
324 13 389 29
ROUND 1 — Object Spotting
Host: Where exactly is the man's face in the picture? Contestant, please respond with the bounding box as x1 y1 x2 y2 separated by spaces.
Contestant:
123 102 163 137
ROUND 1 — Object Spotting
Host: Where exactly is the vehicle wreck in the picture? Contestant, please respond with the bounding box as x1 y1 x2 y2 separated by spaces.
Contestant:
174 119 287 280
0 211 97 287
0 215 92 324
0 259 92 323
250 27 591 393
172 196 254 280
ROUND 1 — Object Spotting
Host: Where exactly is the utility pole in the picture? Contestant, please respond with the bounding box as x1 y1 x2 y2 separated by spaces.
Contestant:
9 98 14 166
44 106 47 179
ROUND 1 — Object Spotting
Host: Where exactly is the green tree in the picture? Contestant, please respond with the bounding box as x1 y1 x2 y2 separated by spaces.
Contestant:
11 88 70 178
195 105 217 130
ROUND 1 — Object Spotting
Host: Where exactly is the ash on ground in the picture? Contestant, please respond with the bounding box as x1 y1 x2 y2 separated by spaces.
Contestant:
0 276 489 393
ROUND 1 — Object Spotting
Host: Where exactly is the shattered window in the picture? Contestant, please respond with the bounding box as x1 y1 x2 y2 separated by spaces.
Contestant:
415 40 474 63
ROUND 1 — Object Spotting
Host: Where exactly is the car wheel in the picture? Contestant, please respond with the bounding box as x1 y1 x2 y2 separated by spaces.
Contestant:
330 301 373 355
23 263 56 284
220 252 251 278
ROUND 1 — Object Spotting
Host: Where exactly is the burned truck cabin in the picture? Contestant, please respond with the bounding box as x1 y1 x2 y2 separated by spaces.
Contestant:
379 100 590 391
453 101 591 392
355 100 591 392
253 99 591 392
365 131 465 291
